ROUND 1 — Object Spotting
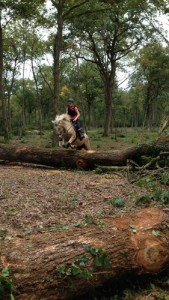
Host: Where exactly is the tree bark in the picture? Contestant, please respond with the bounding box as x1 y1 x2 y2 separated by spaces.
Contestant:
53 0 64 117
103 76 113 136
0 136 169 169
0 13 9 141
0 207 169 300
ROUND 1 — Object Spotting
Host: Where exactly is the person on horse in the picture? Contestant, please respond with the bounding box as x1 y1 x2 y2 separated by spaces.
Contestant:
66 98 84 140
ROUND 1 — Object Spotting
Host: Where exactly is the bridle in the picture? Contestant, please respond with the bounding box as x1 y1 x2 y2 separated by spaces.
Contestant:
65 120 75 134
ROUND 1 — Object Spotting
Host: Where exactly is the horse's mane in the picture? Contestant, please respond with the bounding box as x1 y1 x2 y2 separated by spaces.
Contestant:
53 113 75 133
54 113 71 124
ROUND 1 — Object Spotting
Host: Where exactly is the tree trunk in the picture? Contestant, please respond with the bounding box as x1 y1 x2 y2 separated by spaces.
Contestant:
0 136 169 169
103 77 113 136
0 207 169 300
0 14 9 141
53 0 64 117
31 56 43 136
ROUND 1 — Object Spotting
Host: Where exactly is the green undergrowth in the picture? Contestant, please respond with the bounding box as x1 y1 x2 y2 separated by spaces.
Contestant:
0 267 16 300
0 126 160 151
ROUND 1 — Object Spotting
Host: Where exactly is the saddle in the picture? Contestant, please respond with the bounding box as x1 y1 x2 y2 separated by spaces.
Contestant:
72 122 85 140
77 128 85 140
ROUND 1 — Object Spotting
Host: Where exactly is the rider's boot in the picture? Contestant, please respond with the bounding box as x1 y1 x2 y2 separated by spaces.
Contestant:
78 128 85 140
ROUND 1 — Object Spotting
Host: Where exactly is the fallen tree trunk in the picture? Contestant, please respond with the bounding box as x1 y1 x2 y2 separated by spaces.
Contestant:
0 136 169 169
0 207 169 300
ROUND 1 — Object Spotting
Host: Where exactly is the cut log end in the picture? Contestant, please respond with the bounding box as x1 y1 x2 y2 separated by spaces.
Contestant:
135 238 169 272
75 158 87 169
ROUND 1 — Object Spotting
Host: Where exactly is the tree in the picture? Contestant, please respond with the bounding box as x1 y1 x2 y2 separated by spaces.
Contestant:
0 6 8 139
131 43 169 128
48 0 90 117
77 62 103 129
0 0 45 140
68 0 169 135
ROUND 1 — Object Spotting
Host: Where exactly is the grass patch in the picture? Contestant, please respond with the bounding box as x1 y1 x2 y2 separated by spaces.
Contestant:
0 127 159 151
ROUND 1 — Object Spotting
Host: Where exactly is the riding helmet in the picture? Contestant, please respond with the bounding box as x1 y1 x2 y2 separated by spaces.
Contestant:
67 98 74 103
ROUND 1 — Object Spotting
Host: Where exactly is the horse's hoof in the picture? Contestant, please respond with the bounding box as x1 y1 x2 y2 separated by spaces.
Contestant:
70 144 76 149
63 142 70 148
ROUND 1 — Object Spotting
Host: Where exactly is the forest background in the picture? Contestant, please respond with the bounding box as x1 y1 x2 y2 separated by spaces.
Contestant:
1 0 169 142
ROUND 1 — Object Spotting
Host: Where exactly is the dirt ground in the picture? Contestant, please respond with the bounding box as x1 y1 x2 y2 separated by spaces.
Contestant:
0 165 147 236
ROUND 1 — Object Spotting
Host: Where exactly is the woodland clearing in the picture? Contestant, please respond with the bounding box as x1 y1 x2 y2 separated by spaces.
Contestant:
0 128 169 300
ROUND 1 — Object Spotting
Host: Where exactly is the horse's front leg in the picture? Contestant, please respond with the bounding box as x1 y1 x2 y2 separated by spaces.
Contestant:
63 133 76 149
58 135 63 147
68 132 76 147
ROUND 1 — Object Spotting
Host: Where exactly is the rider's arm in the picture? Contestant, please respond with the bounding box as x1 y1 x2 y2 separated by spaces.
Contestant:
74 107 80 121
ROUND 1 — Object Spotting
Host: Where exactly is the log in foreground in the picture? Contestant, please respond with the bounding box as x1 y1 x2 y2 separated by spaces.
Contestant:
0 136 169 169
0 207 169 300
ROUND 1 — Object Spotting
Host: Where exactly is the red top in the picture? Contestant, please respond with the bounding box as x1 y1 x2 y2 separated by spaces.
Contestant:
66 106 79 120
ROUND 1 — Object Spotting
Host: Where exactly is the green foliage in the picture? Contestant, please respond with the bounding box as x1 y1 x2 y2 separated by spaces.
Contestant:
0 267 16 299
58 255 92 280
129 224 137 233
131 42 169 127
150 188 163 201
156 294 168 300
83 215 106 228
84 245 111 269
68 196 78 204
83 214 95 224
136 176 157 188
58 245 111 282
109 197 125 207
152 230 160 236
161 191 169 205
135 189 169 207
135 195 151 206
0 228 8 240
161 172 169 185
94 167 104 174
48 225 70 232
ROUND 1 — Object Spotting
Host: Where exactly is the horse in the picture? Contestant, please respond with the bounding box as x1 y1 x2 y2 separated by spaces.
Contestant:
52 114 91 150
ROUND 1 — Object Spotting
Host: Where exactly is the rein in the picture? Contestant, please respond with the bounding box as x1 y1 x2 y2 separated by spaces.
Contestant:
64 119 75 134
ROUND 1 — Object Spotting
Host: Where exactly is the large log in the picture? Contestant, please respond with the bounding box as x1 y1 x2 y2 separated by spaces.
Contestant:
0 207 169 300
0 136 169 169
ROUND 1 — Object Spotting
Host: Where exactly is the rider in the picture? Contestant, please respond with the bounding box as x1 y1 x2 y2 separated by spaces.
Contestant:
66 98 84 140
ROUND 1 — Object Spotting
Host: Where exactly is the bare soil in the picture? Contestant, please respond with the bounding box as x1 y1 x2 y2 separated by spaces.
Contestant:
0 165 146 237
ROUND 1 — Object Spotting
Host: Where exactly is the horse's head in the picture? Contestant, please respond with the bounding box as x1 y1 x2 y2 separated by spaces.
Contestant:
52 114 71 136
52 114 70 125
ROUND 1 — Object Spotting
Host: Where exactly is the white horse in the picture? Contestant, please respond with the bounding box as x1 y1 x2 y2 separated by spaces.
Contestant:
52 114 91 150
